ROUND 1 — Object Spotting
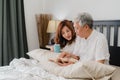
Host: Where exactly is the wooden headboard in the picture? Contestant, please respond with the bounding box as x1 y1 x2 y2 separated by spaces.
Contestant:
93 20 120 66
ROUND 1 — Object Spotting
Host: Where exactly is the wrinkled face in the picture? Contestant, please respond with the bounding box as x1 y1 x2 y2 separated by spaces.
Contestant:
74 22 87 38
61 26 72 41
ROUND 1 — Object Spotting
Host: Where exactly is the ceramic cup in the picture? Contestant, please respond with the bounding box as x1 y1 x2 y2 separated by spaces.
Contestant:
54 44 60 53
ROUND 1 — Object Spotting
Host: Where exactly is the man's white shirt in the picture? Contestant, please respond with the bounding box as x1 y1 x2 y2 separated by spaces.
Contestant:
73 29 110 64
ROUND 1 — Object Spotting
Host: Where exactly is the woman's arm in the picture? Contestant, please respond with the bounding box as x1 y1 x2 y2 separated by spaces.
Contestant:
58 52 80 60
50 46 54 51
97 60 105 64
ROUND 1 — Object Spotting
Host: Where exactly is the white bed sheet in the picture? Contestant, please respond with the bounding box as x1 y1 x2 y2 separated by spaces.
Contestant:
0 58 66 80
0 57 119 80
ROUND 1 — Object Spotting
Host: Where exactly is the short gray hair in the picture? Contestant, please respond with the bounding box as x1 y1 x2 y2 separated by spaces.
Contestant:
74 12 93 29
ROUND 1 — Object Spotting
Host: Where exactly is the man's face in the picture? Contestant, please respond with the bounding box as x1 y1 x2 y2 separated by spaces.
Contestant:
74 22 86 38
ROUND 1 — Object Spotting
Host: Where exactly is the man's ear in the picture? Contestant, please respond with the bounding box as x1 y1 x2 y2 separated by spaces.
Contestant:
84 24 89 30
85 24 89 28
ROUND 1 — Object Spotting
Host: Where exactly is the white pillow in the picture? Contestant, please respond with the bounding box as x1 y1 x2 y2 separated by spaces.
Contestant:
27 49 116 79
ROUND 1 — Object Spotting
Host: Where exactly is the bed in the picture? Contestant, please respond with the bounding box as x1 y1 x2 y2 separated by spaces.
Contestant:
93 20 120 66
93 20 120 80
0 20 120 80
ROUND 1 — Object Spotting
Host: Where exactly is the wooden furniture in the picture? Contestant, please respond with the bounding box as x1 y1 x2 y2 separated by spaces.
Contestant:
93 20 120 66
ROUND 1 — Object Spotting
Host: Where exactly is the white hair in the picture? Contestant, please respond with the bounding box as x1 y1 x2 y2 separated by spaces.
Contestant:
74 12 93 28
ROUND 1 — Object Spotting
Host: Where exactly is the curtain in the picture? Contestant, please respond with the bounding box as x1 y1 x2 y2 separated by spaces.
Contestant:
36 14 52 48
0 0 28 66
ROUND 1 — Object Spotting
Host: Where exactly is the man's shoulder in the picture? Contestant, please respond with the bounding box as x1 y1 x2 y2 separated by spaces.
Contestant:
94 29 106 38
92 30 107 43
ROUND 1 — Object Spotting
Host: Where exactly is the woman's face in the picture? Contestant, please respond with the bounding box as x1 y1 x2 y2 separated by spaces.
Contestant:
61 26 72 41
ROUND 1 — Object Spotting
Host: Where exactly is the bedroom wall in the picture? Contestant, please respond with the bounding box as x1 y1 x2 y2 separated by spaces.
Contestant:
24 0 46 51
45 0 120 20
24 0 120 51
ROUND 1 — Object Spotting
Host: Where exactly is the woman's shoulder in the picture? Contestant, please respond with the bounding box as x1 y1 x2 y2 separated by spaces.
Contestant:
66 42 76 48
62 42 75 53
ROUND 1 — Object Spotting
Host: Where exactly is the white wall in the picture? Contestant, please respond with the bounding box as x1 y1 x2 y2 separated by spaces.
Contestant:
45 0 120 20
24 0 120 51
24 0 46 51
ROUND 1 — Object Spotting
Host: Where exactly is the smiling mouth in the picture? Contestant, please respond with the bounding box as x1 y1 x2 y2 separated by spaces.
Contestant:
67 37 71 39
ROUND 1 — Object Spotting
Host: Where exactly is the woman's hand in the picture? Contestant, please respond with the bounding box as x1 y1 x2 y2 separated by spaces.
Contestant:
56 58 74 66
58 52 70 58
50 46 54 52
58 52 80 60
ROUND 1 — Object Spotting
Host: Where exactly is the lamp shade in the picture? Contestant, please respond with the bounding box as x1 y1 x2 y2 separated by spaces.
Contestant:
47 20 60 33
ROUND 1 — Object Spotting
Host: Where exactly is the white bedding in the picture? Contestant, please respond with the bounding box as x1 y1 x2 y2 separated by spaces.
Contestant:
0 58 66 80
26 49 116 80
0 49 119 80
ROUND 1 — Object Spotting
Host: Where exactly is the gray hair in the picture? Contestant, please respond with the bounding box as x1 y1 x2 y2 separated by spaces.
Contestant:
74 12 93 29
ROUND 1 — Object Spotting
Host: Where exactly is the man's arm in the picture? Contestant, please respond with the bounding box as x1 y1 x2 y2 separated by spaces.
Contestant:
70 54 80 60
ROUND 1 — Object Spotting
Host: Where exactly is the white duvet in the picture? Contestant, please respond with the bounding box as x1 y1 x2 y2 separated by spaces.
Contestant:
0 58 66 80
